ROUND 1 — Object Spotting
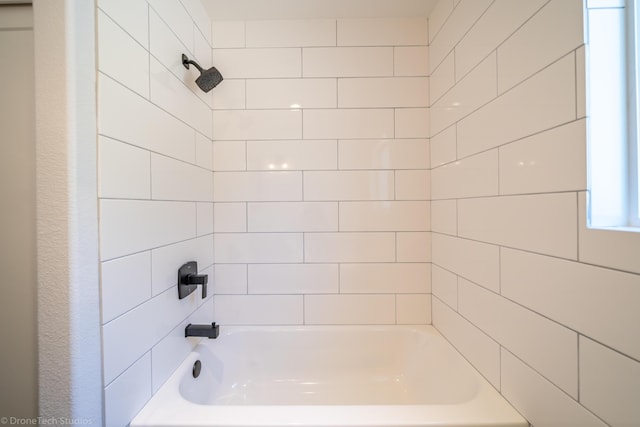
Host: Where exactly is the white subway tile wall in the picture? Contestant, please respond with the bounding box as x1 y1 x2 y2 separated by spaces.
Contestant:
211 14 430 329
430 1 640 426
97 1 214 425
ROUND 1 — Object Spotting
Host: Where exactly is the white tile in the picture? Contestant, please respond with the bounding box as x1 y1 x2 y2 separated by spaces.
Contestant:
212 21 245 48
428 0 454 43
104 287 202 385
181 0 212 45
457 193 578 259
396 170 430 201
212 79 246 110
304 109 394 140
98 136 151 200
578 192 640 274
429 0 493 73
104 353 151 427
247 140 337 171
455 0 547 80
457 54 576 158
303 171 394 201
212 48 301 78
150 320 196 393
213 109 302 140
213 264 247 294
431 200 457 235
432 233 499 292
304 232 396 263
432 298 500 388
213 171 302 202
151 280 206 343
303 47 393 77
98 0 149 48
499 120 587 195
248 202 338 232
304 294 396 325
247 79 337 109
430 125 456 167
338 77 428 108
501 349 607 427
194 27 212 77
214 233 303 263
397 232 431 262
99 200 196 260
339 201 429 231
429 51 455 104
150 235 214 295
196 202 213 236
214 295 303 325
98 74 196 164
337 18 427 46
397 294 431 325
149 9 193 89
148 0 194 51
431 53 497 135
580 337 640 427
501 247 640 361
102 299 152 385
246 19 336 47
248 264 339 294
431 265 457 309
212 140 246 171
151 154 213 202
98 11 149 98
340 263 431 294
395 108 429 139
394 46 429 77
431 150 499 200
195 133 213 170
497 0 584 92
101 252 152 324
459 279 578 397
150 58 212 138
214 203 247 232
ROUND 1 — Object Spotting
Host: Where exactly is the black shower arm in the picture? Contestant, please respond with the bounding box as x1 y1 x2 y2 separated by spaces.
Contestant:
182 54 204 73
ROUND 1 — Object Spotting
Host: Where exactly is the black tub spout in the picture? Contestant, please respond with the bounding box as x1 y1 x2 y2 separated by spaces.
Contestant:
185 322 220 339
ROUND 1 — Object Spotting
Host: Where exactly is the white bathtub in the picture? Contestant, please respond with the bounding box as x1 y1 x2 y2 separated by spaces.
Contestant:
131 325 527 427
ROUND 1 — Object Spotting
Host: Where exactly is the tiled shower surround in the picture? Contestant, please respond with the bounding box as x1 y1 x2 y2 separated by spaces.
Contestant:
429 1 640 426
209 18 431 325
95 0 640 425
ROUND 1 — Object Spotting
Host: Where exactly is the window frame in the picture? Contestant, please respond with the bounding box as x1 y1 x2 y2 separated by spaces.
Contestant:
628 0 640 226
586 0 640 229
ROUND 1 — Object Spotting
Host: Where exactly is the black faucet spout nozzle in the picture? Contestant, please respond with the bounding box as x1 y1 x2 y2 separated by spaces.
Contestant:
185 322 219 339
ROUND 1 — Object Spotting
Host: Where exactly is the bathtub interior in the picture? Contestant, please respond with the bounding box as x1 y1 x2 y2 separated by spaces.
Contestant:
179 327 479 406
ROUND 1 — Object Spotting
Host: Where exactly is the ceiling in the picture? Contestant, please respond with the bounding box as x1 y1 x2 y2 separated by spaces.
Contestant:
201 0 438 21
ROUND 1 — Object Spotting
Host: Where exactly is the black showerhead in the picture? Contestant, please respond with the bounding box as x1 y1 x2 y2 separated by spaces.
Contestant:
182 54 223 93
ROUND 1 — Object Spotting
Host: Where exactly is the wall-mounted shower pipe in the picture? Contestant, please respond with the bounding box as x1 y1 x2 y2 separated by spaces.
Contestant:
182 54 223 93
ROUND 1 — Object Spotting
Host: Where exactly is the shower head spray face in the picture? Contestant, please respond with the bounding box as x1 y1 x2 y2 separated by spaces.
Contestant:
182 54 224 93
195 66 224 93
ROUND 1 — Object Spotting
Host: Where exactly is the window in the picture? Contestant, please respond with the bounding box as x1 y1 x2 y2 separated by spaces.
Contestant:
586 0 640 228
